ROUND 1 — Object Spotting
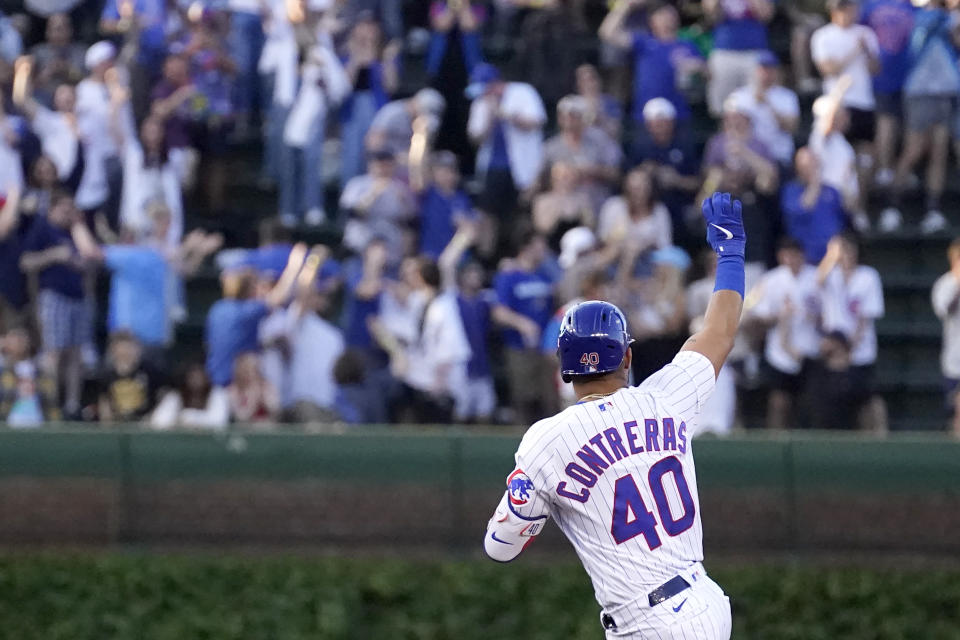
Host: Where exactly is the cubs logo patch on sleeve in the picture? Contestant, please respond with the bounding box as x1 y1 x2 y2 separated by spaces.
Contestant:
507 469 534 506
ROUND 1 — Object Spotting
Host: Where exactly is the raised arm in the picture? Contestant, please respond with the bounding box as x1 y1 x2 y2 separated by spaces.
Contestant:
12 56 39 119
599 0 642 50
264 242 308 308
680 193 745 377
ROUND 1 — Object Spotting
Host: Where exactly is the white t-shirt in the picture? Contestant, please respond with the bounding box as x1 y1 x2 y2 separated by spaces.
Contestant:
811 23 880 110
932 272 960 379
820 266 884 366
0 137 24 192
404 292 472 395
597 198 672 252
809 126 858 207
261 305 345 408
750 264 822 374
75 78 119 209
31 106 79 181
468 82 546 189
729 84 800 165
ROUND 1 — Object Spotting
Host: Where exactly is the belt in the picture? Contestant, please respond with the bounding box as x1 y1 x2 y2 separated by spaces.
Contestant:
600 575 693 631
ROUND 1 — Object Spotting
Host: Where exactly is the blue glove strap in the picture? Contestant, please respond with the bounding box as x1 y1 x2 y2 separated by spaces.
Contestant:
714 255 745 297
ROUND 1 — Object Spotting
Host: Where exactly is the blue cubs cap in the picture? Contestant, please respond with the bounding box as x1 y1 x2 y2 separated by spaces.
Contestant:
557 300 632 383
465 63 501 99
756 50 779 67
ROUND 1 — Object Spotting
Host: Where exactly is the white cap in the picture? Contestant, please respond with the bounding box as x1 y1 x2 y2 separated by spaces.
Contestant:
558 226 596 269
557 94 589 116
413 88 446 117
85 40 116 70
642 97 676 121
722 93 752 118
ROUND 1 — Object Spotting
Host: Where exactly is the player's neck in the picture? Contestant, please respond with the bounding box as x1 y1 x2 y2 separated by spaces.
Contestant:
573 379 627 402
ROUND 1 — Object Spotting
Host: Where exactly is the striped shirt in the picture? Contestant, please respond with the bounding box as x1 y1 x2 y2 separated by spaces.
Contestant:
509 351 716 610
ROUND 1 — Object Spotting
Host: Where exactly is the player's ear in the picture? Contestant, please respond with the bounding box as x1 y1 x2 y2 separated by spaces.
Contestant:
623 348 633 372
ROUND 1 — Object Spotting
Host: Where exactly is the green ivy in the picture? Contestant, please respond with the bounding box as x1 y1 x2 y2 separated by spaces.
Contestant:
0 554 957 639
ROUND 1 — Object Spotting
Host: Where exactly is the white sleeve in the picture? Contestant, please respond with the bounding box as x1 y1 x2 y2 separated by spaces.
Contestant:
810 28 828 64
638 350 717 424
861 269 884 319
862 26 880 56
432 300 471 365
30 106 55 139
933 275 959 319
467 98 492 141
483 465 550 563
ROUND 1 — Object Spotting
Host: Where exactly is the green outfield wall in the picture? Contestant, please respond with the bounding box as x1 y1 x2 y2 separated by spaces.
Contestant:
0 428 958 553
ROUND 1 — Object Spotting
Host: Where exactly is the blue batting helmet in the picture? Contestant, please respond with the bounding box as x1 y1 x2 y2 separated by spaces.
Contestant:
557 301 632 383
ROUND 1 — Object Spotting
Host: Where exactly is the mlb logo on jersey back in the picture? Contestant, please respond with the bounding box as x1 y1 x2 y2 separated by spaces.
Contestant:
598 401 613 412
507 469 534 505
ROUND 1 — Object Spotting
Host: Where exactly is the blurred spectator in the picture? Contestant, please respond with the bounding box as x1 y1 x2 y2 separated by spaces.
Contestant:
411 149 475 259
97 330 164 423
781 147 848 264
205 243 306 387
340 147 416 261
99 0 168 120
703 0 775 116
746 238 821 430
0 326 59 426
279 33 351 226
786 0 828 96
366 88 446 158
728 52 800 168
880 0 957 234
0 11 23 65
19 191 89 417
533 161 594 252
27 13 85 106
149 53 199 185
382 257 470 424
600 0 704 125
426 0 484 161
810 79 864 228
811 0 880 218
439 225 497 424
492 231 556 425
0 188 29 332
542 94 621 213
110 73 184 251
339 0 404 42
0 105 26 195
816 233 887 432
339 13 401 185
687 251 735 435
150 362 229 430
261 247 345 422
574 63 622 141
625 246 690 383
631 98 701 249
806 330 860 430
331 348 388 424
227 351 281 424
932 237 960 436
227 0 268 137
13 56 83 190
75 41 122 228
701 95 779 266
597 166 671 258
467 63 546 249
513 0 588 109
861 0 916 187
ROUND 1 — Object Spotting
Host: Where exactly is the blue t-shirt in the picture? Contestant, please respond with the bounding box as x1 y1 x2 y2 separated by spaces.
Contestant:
105 245 169 347
341 258 382 349
420 186 473 258
781 182 847 264
488 120 511 169
712 3 770 51
0 215 31 308
457 290 495 378
101 0 166 66
22 217 83 299
631 34 702 122
205 298 269 386
862 0 917 94
494 269 553 349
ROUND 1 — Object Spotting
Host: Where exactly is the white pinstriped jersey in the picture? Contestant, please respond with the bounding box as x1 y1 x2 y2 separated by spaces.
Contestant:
506 351 716 611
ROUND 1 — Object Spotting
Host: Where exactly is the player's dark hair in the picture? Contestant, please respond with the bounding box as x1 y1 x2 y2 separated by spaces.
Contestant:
419 257 442 289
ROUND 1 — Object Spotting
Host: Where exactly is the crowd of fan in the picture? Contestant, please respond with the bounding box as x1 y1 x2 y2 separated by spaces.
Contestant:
1 0 959 433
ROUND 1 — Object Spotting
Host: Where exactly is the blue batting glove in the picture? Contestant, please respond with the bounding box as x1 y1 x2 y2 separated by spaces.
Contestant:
703 192 746 258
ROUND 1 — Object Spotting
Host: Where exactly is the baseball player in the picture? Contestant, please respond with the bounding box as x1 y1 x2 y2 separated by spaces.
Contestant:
483 192 746 639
